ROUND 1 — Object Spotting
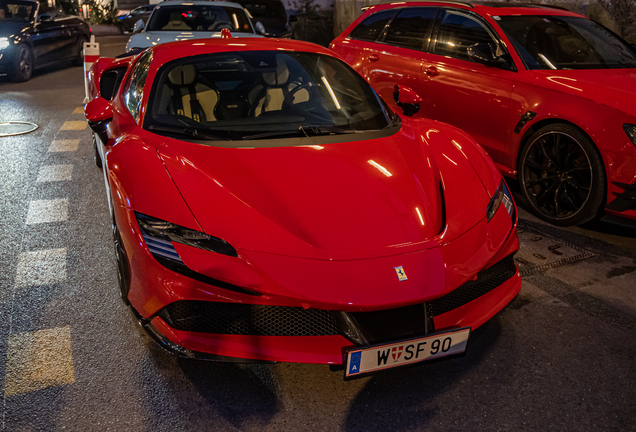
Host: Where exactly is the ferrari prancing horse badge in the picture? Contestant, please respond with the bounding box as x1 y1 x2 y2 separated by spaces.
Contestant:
394 266 408 281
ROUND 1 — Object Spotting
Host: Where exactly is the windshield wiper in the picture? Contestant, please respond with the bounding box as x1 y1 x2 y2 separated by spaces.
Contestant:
242 126 360 140
148 125 229 141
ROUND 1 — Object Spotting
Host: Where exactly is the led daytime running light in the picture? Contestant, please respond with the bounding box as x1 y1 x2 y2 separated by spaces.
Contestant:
487 179 515 222
623 124 636 146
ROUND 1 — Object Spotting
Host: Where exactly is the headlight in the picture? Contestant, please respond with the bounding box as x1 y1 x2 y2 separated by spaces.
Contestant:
623 124 636 146
135 212 238 258
0 38 10 50
486 179 515 222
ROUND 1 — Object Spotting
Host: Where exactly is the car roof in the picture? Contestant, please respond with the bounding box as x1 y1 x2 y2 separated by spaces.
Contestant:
364 1 582 17
148 37 334 64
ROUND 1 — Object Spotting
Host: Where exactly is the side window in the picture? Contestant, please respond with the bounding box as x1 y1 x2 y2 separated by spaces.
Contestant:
384 7 439 50
435 11 499 61
124 51 153 122
348 9 397 42
38 0 65 19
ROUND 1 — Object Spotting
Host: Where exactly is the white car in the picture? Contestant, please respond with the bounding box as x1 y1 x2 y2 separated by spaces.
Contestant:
125 0 263 53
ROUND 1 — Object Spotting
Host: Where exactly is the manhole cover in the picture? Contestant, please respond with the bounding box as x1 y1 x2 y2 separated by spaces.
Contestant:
0 121 38 137
515 222 595 276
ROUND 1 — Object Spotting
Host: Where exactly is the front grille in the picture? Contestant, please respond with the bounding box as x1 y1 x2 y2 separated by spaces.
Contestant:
157 301 340 336
427 254 517 317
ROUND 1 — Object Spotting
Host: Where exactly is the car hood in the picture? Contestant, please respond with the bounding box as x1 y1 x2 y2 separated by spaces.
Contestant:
126 30 260 50
0 21 30 38
530 69 636 116
157 122 491 260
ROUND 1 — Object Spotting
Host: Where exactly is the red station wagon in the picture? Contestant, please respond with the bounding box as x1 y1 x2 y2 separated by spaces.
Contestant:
331 1 636 226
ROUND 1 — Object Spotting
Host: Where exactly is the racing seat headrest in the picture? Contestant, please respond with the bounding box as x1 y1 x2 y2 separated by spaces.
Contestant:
168 64 198 86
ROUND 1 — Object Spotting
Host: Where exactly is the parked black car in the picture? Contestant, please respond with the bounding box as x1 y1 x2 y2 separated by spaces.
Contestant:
116 4 155 33
234 0 294 38
0 0 90 81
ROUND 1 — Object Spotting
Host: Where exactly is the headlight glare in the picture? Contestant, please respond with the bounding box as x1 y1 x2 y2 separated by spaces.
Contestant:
135 212 238 257
623 124 636 146
0 38 10 50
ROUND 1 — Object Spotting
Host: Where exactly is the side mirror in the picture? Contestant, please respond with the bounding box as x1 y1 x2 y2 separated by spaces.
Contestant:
254 21 266 35
393 85 422 117
85 97 113 144
133 19 145 33
38 14 52 22
467 43 506 67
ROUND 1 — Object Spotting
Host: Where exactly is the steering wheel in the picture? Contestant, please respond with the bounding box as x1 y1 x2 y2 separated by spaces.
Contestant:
281 83 314 110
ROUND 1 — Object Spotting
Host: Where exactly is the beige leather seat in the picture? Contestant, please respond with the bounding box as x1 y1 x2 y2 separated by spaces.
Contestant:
249 57 309 116
165 64 219 123
162 12 191 31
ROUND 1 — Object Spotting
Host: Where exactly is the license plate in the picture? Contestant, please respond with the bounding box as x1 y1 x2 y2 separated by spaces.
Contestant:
345 327 470 378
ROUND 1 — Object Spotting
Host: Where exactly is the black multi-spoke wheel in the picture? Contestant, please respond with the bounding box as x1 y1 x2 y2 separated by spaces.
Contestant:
12 45 32 82
519 124 605 226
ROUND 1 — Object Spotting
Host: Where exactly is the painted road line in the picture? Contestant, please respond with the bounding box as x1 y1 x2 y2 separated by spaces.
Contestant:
36 164 73 182
4 326 75 397
14 248 67 288
60 121 87 131
72 106 84 114
48 139 80 152
25 199 69 224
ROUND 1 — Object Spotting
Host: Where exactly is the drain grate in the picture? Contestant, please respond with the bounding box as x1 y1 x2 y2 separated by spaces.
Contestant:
515 221 595 276
0 121 38 137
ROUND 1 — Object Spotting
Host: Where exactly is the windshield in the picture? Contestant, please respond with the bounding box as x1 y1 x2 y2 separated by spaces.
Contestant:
240 0 286 20
145 51 394 144
146 5 253 33
0 0 35 22
497 15 636 70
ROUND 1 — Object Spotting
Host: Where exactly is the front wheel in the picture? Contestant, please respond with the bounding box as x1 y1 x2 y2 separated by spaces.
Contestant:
113 219 131 305
518 124 605 226
11 44 33 82
93 134 103 168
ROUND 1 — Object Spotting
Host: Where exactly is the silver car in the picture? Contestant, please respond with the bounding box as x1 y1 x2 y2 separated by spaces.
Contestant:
125 0 263 53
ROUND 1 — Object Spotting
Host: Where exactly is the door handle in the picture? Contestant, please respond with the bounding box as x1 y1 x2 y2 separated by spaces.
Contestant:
369 54 379 62
425 66 439 76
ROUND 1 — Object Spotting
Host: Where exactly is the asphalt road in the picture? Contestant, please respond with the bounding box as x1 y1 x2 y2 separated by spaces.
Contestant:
0 36 635 432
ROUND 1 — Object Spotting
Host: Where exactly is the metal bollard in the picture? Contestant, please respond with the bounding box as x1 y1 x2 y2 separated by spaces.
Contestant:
83 35 100 104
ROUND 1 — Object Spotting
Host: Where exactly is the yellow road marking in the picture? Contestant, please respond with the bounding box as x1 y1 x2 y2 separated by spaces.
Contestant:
26 198 69 224
48 139 80 152
72 106 84 114
36 164 73 182
4 326 75 396
60 121 87 131
14 248 67 288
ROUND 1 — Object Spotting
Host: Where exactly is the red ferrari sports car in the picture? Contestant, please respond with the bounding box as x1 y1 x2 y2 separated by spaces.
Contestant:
331 2 636 226
84 36 520 377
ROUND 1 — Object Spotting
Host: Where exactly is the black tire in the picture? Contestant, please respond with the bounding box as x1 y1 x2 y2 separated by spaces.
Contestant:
11 44 32 82
113 219 131 305
93 134 103 168
518 123 605 226
73 36 87 66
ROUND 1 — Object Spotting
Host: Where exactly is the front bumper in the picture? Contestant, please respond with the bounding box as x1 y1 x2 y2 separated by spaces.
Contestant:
114 199 521 365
